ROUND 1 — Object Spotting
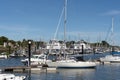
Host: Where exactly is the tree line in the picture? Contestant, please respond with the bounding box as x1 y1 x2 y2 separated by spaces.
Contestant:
0 36 112 48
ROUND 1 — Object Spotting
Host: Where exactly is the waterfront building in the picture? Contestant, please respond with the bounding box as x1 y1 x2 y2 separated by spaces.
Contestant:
74 40 91 53
46 39 66 50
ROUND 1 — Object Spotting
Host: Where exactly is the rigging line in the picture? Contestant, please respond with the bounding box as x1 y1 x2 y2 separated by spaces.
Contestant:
111 17 114 45
54 7 64 40
105 17 114 43
105 25 111 41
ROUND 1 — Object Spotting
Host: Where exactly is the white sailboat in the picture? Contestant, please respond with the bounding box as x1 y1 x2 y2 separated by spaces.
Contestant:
47 58 96 68
46 0 96 68
100 17 120 63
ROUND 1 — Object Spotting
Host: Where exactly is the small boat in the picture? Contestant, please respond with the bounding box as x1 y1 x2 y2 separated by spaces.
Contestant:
21 53 50 65
0 74 26 80
0 54 7 59
100 52 120 63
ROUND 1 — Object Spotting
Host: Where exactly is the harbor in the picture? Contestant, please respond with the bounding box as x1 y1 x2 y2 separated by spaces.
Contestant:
1 0 120 80
0 56 120 80
0 35 120 80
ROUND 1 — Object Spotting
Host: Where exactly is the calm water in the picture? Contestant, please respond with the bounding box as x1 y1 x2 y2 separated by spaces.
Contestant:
27 64 120 80
1 54 120 80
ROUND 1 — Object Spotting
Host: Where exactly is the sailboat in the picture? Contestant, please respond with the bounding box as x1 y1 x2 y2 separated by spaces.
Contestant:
100 17 120 63
46 0 96 68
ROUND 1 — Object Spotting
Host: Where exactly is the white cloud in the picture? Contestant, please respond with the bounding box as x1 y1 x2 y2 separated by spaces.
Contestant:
0 25 41 32
100 10 120 16
0 25 44 41
58 31 107 41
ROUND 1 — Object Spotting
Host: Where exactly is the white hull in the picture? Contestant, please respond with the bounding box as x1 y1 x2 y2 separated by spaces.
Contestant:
46 60 96 68
0 74 26 80
100 55 120 63
21 54 48 65
0 55 7 59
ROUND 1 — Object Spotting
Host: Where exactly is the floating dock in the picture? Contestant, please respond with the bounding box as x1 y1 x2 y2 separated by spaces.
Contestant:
0 66 56 73
0 66 30 72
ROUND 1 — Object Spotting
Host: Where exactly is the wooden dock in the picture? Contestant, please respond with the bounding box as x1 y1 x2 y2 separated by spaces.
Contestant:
0 66 56 73
0 66 31 72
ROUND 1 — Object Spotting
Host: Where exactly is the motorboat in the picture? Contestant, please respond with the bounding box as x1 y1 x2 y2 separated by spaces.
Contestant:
0 73 26 80
46 39 66 50
100 54 120 63
0 55 7 59
21 53 51 65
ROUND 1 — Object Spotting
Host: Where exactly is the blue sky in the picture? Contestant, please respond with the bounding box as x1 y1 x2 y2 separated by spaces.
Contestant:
0 0 120 45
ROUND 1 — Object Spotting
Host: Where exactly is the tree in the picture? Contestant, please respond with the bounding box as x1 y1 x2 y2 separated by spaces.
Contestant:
9 40 16 46
101 40 110 47
0 36 8 45
21 39 28 48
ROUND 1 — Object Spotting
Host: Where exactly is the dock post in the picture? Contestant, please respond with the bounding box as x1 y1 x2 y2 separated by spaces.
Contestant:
81 45 84 60
81 45 84 54
28 40 31 67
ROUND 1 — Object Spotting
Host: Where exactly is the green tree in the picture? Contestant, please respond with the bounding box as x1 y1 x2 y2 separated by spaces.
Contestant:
0 36 8 45
101 40 110 47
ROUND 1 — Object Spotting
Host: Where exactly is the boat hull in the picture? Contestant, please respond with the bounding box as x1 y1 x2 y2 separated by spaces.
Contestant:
100 55 120 63
46 61 96 68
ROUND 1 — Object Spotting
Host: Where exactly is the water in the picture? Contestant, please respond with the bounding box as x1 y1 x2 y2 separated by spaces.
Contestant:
1 54 120 80
25 64 120 80
28 64 120 80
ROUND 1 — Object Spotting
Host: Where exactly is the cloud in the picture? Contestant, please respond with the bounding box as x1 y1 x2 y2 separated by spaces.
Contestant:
100 10 120 16
0 25 41 32
0 25 28 32
58 31 107 41
0 25 44 41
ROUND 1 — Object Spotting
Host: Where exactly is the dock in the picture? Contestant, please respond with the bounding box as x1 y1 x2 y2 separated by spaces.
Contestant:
0 66 30 72
0 66 56 73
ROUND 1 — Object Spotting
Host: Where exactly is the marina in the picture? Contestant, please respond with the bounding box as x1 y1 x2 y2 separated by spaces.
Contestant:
0 0 120 80
0 56 120 80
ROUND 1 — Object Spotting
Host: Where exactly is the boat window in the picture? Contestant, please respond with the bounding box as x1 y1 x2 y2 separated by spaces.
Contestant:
11 77 13 79
32 56 38 58
39 57 44 59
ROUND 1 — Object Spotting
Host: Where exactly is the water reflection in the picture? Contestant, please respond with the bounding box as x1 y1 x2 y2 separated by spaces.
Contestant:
25 68 95 80
95 64 120 80
57 69 95 80
23 64 120 80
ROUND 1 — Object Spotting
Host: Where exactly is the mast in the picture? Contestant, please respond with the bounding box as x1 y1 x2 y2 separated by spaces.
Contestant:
111 17 114 45
64 0 67 42
111 17 114 52
63 0 67 58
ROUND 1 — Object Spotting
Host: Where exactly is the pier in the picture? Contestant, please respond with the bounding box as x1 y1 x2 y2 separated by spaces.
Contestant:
0 66 56 73
0 66 30 72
